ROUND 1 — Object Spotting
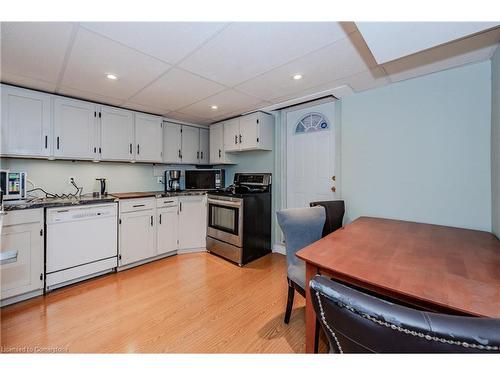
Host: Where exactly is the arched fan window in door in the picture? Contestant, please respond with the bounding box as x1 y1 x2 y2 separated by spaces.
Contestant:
294 112 330 134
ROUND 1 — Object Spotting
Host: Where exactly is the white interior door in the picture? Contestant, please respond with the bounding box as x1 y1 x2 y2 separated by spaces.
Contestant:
286 101 337 209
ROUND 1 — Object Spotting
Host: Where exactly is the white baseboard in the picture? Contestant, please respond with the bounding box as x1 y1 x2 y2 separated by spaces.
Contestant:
177 247 207 255
272 243 286 255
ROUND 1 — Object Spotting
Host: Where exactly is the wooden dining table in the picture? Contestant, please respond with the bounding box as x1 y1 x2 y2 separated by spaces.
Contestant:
296 216 500 353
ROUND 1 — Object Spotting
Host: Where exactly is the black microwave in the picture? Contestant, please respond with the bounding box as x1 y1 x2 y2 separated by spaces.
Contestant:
185 169 224 190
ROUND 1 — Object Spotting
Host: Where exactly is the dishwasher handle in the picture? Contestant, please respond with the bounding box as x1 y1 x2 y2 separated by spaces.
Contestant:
0 250 18 265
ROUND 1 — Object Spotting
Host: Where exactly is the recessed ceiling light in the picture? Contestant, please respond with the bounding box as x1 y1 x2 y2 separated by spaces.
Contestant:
106 73 118 80
293 74 303 80
211 105 218 110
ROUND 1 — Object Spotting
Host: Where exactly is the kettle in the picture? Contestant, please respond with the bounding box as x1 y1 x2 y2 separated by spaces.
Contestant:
95 178 107 196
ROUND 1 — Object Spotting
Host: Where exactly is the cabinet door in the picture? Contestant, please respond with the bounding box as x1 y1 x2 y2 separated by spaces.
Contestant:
135 113 163 163
199 128 209 164
181 126 200 164
1 85 51 157
163 122 182 163
53 97 97 160
210 123 223 163
178 195 207 250
239 112 259 150
119 209 156 266
223 118 240 152
157 205 178 255
100 106 135 161
1 221 44 300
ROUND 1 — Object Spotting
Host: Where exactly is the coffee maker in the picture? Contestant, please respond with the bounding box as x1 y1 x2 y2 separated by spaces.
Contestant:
165 170 181 191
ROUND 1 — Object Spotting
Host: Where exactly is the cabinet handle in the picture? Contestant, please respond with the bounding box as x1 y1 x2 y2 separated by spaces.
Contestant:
94 147 97 153
57 136 60 149
235 135 237 144
137 144 140 155
197 151 200 159
201 151 203 159
239 134 242 143
178 149 182 159
129 143 132 154
219 149 221 158
159 214 162 224
45 135 48 149
179 202 182 212
132 204 145 208
164 200 174 204
99 147 102 154
150 216 153 226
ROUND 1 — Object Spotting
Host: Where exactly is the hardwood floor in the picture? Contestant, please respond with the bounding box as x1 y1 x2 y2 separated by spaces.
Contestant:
1 252 327 353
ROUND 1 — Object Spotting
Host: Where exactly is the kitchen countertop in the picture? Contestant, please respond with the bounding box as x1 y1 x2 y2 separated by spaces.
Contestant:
3 195 118 211
110 190 208 199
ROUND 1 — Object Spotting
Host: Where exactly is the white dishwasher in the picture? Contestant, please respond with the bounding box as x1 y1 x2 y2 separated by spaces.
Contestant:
46 203 118 291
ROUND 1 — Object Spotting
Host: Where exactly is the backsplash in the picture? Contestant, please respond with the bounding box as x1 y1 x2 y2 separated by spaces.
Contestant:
0 158 167 197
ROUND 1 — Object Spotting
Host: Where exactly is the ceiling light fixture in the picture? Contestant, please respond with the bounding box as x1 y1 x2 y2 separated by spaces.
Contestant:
106 73 118 80
211 105 218 110
293 74 303 80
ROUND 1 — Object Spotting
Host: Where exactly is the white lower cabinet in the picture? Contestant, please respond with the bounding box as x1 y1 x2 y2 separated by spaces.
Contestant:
1 209 44 306
178 195 207 250
156 197 179 255
118 198 156 267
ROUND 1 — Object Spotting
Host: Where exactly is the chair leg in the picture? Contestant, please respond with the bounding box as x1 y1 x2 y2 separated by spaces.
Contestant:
284 281 295 324
314 318 320 353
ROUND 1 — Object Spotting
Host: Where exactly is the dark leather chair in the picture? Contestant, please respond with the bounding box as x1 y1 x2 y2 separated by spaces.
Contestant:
310 275 500 353
309 200 345 237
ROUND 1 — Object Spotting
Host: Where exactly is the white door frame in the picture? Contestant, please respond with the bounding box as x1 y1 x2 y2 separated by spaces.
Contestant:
276 97 342 245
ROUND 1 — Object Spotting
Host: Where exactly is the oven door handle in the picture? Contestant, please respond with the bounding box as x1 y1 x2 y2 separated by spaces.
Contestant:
208 198 242 208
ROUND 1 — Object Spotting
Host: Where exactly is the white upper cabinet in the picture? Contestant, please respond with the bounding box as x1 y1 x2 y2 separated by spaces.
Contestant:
163 122 182 163
199 128 209 164
99 106 135 162
223 117 240 152
135 113 163 163
1 85 52 157
53 97 97 160
181 126 200 164
223 112 274 152
210 122 235 164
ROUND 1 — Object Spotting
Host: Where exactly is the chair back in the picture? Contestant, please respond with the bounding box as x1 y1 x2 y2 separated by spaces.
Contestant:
310 275 500 353
309 200 345 237
276 207 326 274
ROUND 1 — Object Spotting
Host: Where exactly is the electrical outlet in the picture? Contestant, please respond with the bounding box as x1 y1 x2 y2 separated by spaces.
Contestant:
157 177 163 184
68 176 75 184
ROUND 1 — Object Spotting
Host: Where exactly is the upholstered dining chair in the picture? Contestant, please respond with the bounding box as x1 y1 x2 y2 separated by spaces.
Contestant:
277 206 326 350
310 275 500 353
309 200 345 237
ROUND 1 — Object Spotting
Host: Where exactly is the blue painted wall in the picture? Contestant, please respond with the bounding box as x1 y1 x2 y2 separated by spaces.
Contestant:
341 61 492 231
492 47 500 237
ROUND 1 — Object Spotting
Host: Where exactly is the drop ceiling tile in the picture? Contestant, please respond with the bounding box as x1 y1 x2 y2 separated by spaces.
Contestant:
164 111 212 125
236 32 376 101
58 86 123 107
61 28 170 100
81 22 228 64
120 102 166 116
1 72 58 92
1 22 74 84
383 27 500 83
129 68 226 112
179 22 354 86
178 89 267 120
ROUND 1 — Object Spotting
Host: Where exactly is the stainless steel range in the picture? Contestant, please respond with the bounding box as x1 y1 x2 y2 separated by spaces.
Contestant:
207 173 271 266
